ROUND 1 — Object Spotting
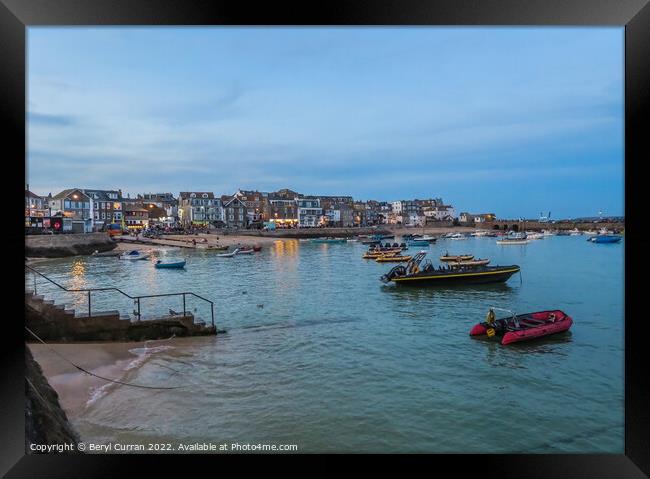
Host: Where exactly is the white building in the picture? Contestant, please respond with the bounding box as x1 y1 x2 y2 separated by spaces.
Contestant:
423 205 456 221
297 197 322 227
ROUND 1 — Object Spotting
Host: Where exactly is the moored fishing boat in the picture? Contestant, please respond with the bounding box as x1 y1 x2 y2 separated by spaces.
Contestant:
236 248 255 254
119 250 150 260
155 259 186 269
380 252 520 286
469 308 573 345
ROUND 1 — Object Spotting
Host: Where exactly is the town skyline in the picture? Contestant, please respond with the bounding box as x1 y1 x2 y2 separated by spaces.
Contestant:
28 27 624 218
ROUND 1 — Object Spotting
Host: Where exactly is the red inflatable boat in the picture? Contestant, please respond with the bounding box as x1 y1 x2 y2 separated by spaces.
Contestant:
470 309 572 345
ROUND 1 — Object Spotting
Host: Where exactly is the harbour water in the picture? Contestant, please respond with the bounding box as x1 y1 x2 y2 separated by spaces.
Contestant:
27 235 624 453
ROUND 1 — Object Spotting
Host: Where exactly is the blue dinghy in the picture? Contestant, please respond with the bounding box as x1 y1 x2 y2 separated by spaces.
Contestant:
591 235 622 244
155 259 186 269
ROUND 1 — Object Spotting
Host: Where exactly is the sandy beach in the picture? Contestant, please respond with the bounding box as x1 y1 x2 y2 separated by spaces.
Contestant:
28 336 216 418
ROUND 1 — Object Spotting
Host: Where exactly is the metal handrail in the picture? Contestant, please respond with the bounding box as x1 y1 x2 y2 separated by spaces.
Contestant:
25 264 215 328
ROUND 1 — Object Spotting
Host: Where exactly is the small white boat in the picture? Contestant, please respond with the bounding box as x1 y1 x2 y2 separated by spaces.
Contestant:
525 232 544 240
216 249 237 258
496 239 529 245
449 233 467 240
569 228 582 236
236 248 254 255
497 232 529 245
542 229 556 236
119 250 150 260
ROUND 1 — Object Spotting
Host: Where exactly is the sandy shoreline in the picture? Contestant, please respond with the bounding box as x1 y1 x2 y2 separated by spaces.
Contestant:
28 336 216 419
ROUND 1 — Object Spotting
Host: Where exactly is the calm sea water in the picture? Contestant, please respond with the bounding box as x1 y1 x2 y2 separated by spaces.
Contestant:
27 235 624 453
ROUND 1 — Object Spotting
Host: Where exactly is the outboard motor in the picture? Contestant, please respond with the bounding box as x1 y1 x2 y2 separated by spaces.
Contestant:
380 265 407 283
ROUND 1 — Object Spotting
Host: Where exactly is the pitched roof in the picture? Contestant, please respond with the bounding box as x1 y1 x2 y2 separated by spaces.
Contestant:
179 192 214 199
52 189 89 201
25 190 42 199
222 195 246 208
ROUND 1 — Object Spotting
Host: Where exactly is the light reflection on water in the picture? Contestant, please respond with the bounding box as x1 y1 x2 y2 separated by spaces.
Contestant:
26 236 624 452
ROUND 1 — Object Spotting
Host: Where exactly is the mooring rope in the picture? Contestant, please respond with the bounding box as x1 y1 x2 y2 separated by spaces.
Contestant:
25 327 186 390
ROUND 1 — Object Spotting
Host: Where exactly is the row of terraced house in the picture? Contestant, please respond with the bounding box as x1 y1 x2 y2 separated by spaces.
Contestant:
26 184 490 232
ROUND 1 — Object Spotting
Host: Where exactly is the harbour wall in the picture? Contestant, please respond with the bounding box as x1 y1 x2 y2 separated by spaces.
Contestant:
26 232 117 258
25 347 82 452
482 220 624 231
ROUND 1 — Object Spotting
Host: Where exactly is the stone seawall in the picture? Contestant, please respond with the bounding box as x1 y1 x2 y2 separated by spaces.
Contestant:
482 220 624 231
25 347 81 452
26 232 117 258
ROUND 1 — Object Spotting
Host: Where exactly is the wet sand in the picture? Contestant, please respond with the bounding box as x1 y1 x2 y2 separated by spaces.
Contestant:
28 336 215 419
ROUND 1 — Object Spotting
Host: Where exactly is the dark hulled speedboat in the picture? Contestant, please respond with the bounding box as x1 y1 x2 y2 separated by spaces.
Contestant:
380 252 520 286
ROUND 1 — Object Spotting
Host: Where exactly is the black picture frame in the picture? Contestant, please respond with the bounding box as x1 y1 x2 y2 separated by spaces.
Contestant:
2 0 647 476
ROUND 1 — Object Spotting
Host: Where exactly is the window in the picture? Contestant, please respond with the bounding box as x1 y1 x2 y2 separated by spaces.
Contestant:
64 200 70 208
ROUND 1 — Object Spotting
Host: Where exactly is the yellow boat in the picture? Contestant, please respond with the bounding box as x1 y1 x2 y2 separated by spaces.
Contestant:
362 249 402 259
375 255 413 263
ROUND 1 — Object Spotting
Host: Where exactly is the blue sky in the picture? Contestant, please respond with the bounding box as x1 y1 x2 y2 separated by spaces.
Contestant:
27 27 623 218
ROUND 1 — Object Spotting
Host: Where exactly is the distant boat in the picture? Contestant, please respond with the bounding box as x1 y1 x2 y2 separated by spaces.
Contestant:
525 232 544 240
496 233 529 245
311 238 348 244
407 239 430 247
155 259 186 269
589 235 622 244
420 235 437 242
449 233 468 240
196 244 229 251
569 228 582 236
236 248 255 255
119 250 150 260
216 250 237 258
440 254 474 262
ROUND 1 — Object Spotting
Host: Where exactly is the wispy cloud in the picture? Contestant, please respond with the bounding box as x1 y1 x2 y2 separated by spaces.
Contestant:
26 27 624 217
